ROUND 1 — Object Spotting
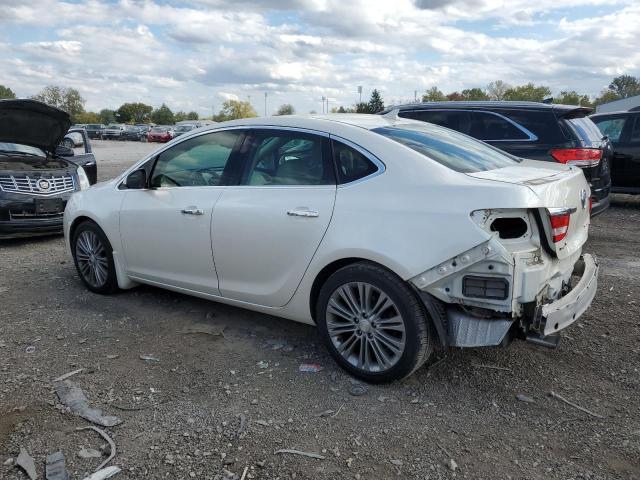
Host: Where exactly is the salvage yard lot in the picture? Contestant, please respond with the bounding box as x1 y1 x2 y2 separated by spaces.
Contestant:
1 140 639 480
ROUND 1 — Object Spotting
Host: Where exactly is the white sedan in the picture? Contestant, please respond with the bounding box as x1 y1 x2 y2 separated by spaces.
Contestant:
64 114 598 382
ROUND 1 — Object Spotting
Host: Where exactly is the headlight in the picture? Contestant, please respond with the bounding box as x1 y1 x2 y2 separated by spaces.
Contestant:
77 166 90 190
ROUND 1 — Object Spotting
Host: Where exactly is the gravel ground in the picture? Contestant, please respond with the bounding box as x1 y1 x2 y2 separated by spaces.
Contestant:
1 140 639 479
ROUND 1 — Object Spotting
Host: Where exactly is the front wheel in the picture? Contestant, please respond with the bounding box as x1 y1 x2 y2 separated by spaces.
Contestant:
72 221 119 294
316 262 435 383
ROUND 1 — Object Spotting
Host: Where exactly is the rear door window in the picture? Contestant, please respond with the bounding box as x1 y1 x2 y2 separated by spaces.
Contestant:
468 111 529 141
373 123 519 173
240 130 334 186
398 110 472 135
592 116 627 142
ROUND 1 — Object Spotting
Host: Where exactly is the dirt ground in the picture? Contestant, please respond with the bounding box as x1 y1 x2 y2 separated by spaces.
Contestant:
1 140 639 480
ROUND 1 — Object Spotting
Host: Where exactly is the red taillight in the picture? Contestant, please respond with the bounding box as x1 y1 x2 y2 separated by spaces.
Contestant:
589 197 593 213
550 148 601 167
549 212 571 243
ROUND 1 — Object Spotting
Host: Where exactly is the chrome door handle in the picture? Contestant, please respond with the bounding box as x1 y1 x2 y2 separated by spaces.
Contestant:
287 208 319 218
181 207 204 215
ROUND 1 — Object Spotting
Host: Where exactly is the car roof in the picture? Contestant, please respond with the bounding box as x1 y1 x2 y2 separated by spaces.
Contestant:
590 111 638 118
198 113 416 135
380 101 593 115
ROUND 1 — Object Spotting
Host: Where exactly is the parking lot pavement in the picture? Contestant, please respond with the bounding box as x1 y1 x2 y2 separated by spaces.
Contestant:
1 141 639 479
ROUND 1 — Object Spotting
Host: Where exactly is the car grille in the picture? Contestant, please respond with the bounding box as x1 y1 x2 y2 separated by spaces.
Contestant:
9 210 64 220
0 174 75 196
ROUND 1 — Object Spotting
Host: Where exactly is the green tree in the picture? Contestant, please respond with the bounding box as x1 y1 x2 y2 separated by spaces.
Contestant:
421 87 446 102
116 102 152 123
486 80 511 101
275 104 295 115
213 100 257 121
354 102 372 113
99 109 116 124
368 89 384 113
608 74 640 99
151 104 175 124
174 111 188 122
594 89 621 106
446 91 464 101
503 83 551 102
0 85 16 99
553 90 593 107
461 88 489 101
187 111 199 120
31 85 85 120
75 111 101 124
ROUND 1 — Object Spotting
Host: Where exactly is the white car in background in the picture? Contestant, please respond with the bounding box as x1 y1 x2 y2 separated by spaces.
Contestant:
63 114 598 382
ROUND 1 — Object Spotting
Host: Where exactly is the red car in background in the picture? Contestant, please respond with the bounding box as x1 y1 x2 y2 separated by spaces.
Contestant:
147 126 174 143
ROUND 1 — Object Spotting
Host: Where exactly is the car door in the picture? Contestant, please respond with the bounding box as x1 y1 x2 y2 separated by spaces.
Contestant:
118 129 245 293
618 114 640 189
211 127 336 307
67 128 98 184
592 114 637 190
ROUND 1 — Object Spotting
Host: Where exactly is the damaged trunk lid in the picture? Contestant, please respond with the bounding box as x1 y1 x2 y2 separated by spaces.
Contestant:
467 159 591 259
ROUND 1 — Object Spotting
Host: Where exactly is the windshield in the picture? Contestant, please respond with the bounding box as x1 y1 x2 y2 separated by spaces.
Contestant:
563 116 604 144
372 123 520 173
0 142 46 157
152 127 168 132
175 125 193 132
107 124 121 129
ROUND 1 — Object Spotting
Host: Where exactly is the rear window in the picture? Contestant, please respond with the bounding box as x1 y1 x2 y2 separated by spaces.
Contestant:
373 124 520 173
563 117 604 144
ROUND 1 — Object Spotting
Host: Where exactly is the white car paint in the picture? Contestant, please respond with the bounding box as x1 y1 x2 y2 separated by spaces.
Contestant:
64 113 597 347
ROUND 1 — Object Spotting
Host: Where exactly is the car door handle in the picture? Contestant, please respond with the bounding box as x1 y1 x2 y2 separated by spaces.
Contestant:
287 208 319 218
181 207 204 215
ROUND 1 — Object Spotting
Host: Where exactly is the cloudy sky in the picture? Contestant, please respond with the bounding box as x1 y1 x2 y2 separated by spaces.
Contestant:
0 0 638 116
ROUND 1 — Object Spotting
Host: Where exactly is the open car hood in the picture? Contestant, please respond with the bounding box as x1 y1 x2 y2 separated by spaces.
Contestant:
0 99 71 154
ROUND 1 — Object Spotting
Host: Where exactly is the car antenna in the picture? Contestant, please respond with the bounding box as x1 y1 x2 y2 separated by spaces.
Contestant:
381 108 400 122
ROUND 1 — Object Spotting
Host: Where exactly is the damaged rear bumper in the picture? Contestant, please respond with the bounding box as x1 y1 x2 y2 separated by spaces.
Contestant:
417 254 598 349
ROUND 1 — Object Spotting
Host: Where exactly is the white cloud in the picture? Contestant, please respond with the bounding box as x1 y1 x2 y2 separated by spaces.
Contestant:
0 0 637 113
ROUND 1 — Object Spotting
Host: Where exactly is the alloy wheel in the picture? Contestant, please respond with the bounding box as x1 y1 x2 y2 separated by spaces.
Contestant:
75 230 109 288
326 282 406 373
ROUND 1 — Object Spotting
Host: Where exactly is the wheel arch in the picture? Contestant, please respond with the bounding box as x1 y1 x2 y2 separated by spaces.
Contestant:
308 257 408 323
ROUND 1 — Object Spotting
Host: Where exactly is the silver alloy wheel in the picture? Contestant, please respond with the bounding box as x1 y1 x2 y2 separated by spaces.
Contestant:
75 230 109 288
326 282 406 373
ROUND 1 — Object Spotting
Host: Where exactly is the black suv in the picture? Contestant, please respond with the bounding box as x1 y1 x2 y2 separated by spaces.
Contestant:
381 101 612 215
590 110 640 194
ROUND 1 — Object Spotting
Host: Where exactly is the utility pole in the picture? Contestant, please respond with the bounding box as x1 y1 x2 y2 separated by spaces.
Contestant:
322 96 325 113
358 86 362 104
264 92 267 116
414 90 417 102
326 97 329 113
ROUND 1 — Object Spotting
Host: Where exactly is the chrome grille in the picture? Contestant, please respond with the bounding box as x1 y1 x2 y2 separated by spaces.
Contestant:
0 174 75 196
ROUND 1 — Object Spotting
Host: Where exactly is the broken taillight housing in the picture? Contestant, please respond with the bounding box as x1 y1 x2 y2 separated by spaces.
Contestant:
549 211 571 243
550 148 601 167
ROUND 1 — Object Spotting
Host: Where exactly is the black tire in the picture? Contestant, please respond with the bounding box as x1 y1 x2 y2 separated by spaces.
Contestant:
316 262 435 383
71 221 119 294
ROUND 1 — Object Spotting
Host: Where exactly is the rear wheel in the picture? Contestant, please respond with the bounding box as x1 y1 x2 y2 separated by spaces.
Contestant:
72 221 119 294
316 262 434 383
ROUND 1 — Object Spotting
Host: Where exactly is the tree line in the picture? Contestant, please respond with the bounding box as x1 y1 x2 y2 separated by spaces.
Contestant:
1 75 639 123
332 75 640 114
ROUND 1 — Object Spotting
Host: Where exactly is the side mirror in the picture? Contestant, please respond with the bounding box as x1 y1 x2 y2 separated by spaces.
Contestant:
125 169 147 189
55 145 74 157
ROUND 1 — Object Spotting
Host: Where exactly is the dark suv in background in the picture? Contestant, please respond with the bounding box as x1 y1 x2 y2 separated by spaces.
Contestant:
382 101 612 215
591 110 640 194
